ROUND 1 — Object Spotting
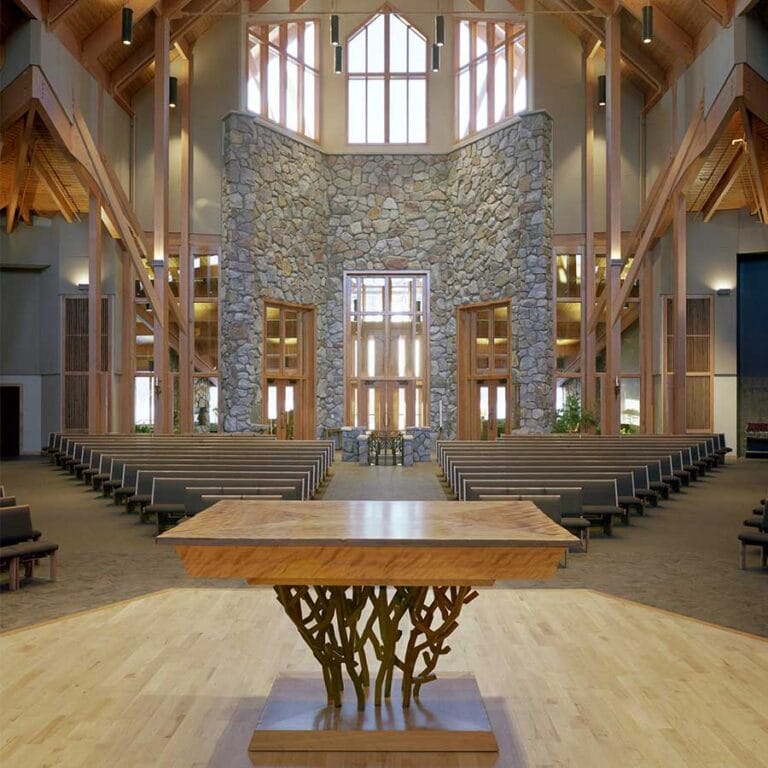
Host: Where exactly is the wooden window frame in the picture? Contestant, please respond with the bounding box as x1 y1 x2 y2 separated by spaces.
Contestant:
661 293 715 434
456 298 515 440
246 19 321 142
346 7 428 146
455 19 526 142
343 271 430 428
262 298 316 439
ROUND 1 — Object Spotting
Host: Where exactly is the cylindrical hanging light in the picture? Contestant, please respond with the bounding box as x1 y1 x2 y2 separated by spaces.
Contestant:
330 14 340 46
435 15 445 47
431 43 440 72
121 6 133 46
169 76 178 108
334 45 343 74
642 5 653 44
598 75 606 106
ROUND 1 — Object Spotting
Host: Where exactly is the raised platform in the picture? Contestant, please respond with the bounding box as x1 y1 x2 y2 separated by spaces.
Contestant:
1 588 767 767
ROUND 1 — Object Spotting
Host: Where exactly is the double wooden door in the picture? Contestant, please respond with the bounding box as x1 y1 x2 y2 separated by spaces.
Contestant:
360 381 413 432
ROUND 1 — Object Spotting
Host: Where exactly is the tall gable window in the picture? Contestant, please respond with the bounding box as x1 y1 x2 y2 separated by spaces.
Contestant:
247 20 319 141
347 10 427 144
457 20 526 140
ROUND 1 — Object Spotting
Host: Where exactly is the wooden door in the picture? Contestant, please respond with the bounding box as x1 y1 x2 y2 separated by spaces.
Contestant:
266 379 298 440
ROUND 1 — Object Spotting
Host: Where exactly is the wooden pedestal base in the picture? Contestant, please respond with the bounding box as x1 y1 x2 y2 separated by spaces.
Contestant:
249 673 498 753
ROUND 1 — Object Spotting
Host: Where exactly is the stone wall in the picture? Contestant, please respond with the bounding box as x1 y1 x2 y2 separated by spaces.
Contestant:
220 112 554 435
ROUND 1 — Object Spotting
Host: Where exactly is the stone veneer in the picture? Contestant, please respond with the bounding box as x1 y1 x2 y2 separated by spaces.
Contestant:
220 113 554 436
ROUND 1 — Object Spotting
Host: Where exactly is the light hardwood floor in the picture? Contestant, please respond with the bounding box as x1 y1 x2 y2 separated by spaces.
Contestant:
1 587 766 767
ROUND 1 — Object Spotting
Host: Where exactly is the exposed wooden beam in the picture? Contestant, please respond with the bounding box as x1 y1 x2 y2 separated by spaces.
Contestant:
288 0 307 11
72 104 165 323
701 145 748 222
467 0 485 9
6 107 35 234
153 12 171 434
735 0 761 16
610 103 705 320
671 191 686 435
639 257 653 433
741 106 768 223
742 64 768 127
120 251 136 433
88 193 104 434
549 0 664 95
583 43 598 421
111 0 223 93
82 0 159 67
698 0 730 26
604 8 622 435
618 0 694 64
30 151 79 223
178 54 193 433
48 0 83 25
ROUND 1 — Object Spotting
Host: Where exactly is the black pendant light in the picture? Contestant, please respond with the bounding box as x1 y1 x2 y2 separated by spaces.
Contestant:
334 45 343 75
169 76 178 108
435 14 445 47
431 43 440 72
121 6 133 46
330 14 340 46
642 5 653 44
598 75 606 107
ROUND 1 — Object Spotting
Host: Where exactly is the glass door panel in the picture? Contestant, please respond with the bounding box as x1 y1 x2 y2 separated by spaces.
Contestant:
496 383 507 436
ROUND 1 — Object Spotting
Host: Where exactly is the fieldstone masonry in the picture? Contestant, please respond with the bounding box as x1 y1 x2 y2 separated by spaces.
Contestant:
220 112 554 436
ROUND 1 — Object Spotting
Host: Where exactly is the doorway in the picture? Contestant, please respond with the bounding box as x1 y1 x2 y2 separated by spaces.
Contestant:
360 380 415 432
457 300 516 440
0 385 21 458
263 301 316 439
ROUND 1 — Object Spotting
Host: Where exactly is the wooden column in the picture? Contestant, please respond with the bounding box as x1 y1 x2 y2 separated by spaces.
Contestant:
604 10 622 435
153 14 171 433
671 191 687 434
639 256 653 433
88 194 104 434
583 43 599 422
178 52 193 433
120 250 136 434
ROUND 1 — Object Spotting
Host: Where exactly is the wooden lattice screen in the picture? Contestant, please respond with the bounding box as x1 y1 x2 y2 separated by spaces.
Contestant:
62 296 111 431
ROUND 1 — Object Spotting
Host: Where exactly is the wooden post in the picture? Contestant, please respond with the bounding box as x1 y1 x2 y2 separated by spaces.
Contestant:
604 10 622 435
639 256 653 433
120 250 136 434
583 43 599 423
153 14 171 433
672 191 687 434
178 52 193 433
88 193 104 434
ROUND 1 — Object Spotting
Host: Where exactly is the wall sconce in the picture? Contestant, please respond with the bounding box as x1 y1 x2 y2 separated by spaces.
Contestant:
716 288 732 297
169 77 178 108
77 282 89 291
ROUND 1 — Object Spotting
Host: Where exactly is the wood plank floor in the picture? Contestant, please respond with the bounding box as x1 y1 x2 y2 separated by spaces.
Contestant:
1 587 766 767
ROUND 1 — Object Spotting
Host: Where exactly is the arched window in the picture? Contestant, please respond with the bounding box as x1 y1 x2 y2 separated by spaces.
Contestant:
456 20 526 140
347 10 427 145
247 20 319 141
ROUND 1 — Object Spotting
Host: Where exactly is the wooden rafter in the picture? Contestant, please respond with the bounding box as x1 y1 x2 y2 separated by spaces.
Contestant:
467 0 485 9
617 0 694 64
111 0 224 93
288 0 308 11
48 0 86 27
11 0 44 19
30 150 80 223
701 145 747 221
741 106 768 223
734 0 761 16
546 0 665 96
697 0 730 26
82 0 159 66
6 107 35 233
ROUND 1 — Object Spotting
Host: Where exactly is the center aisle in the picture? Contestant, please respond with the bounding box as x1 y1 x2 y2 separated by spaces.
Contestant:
321 458 449 500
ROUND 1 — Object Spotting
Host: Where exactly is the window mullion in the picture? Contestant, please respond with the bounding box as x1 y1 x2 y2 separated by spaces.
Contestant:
260 25 268 117
384 13 390 144
469 22 476 136
487 24 494 130
298 23 304 136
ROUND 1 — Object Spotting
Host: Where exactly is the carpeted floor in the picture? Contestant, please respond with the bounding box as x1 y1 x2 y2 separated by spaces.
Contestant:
1 454 766 636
